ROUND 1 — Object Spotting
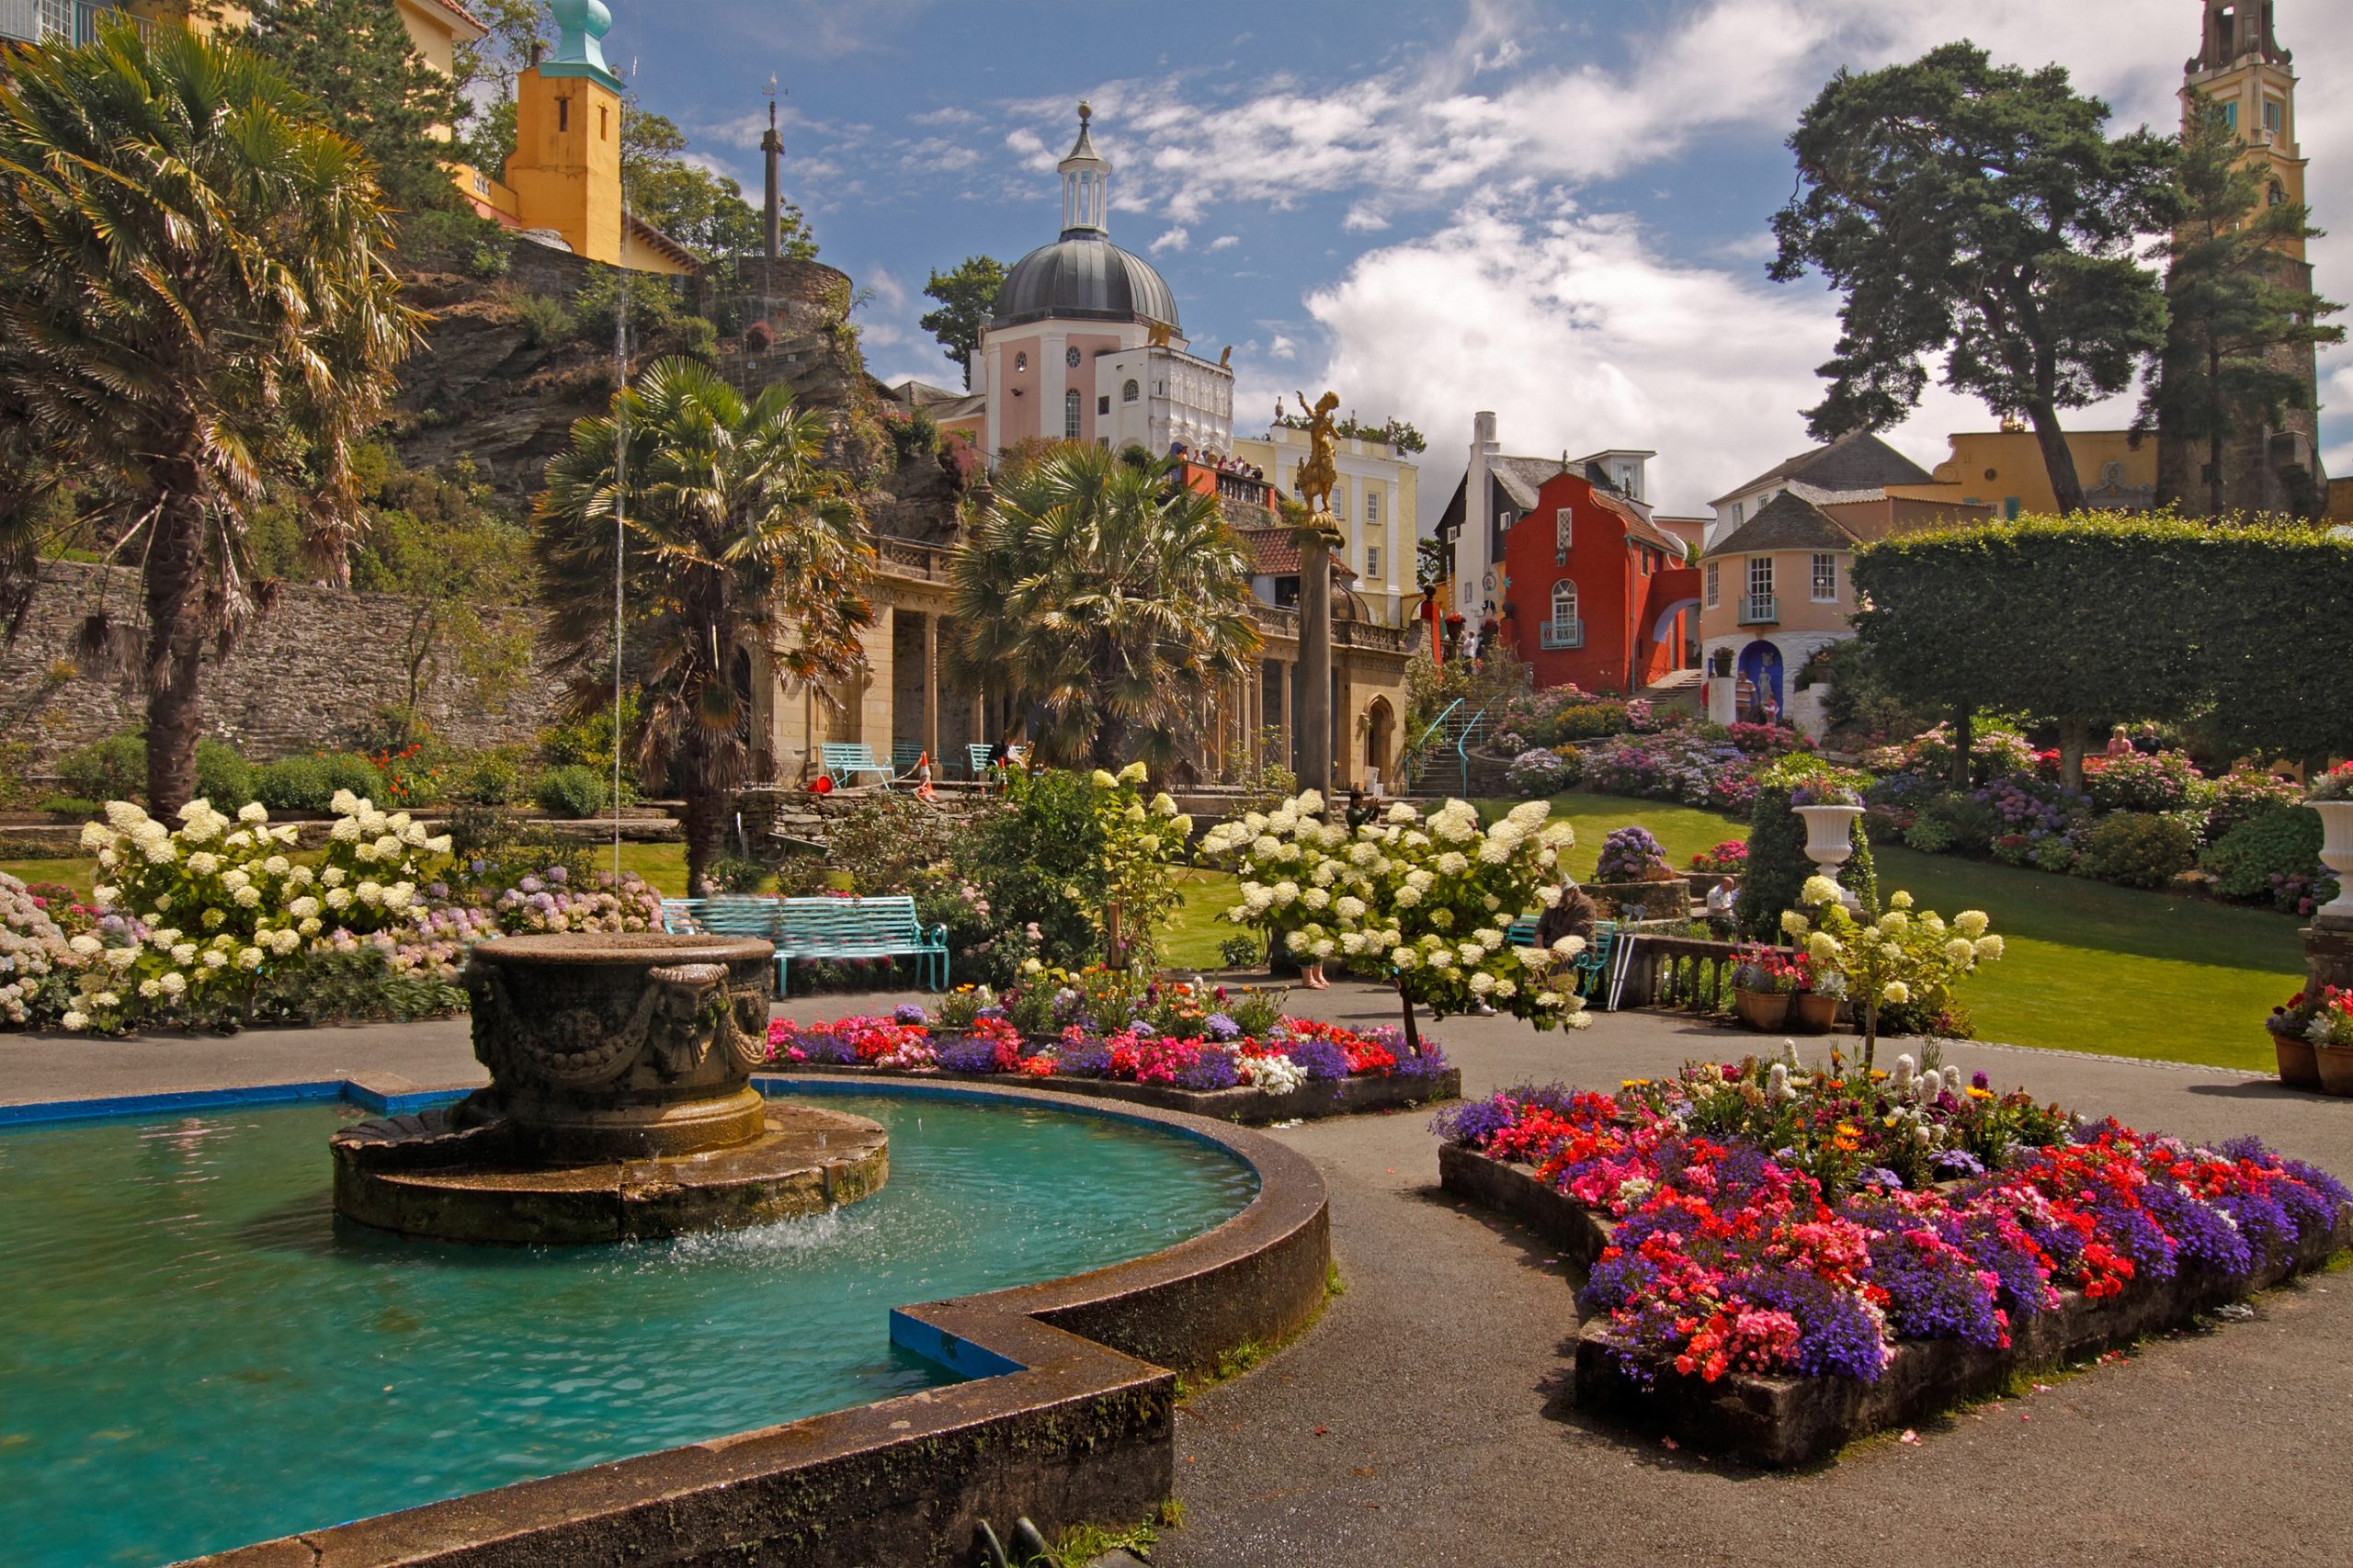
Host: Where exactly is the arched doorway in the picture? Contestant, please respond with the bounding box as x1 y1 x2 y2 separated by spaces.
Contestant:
1736 640 1783 722
1364 696 1395 791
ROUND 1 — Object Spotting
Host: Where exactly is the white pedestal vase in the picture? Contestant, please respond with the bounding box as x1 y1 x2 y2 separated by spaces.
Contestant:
2313 801 2353 923
1796 804 1865 911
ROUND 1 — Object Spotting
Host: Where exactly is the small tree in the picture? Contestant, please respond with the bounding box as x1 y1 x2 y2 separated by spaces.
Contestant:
1204 794 1588 1047
2138 94 2343 517
920 256 1008 390
1769 42 2179 514
1787 881 2001 1068
235 0 465 215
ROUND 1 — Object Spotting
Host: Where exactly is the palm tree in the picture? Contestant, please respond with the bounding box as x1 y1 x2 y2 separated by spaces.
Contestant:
0 22 419 812
536 357 875 892
947 444 1262 770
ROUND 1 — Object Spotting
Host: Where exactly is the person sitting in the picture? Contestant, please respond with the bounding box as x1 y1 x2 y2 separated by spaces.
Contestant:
1704 875 1737 938
1538 875 1599 955
1345 788 1372 832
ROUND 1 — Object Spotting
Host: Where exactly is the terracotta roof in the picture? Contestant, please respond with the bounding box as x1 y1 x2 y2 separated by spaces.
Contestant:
1709 431 1930 507
407 0 489 41
1237 527 1357 581
1703 490 1860 557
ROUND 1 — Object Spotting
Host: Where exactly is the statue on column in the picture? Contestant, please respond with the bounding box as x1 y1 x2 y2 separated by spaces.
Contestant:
1291 391 1346 540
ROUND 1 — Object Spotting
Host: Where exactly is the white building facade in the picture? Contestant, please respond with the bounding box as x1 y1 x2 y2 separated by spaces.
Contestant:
1232 423 1419 626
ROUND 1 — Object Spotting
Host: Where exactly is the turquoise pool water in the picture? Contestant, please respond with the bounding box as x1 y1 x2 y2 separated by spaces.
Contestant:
0 1089 1256 1567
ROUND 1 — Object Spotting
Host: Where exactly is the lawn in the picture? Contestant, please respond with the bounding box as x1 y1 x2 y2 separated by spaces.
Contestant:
1493 791 2303 1072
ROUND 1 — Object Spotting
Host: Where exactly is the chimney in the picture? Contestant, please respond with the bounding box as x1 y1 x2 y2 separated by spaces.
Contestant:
1461 412 1500 615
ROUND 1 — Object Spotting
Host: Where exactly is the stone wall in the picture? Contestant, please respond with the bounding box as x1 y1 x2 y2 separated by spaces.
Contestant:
0 561 563 764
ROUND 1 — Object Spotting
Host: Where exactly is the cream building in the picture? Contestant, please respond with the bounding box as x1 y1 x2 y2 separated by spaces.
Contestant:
1231 425 1419 626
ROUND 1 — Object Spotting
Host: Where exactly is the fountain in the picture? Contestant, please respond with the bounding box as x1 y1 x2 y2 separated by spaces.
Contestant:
332 932 888 1243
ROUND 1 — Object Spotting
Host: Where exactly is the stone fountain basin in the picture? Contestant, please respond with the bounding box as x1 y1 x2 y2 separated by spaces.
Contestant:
332 931 890 1244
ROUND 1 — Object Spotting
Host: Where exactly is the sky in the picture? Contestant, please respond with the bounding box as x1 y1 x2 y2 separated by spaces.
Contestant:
608 0 2353 524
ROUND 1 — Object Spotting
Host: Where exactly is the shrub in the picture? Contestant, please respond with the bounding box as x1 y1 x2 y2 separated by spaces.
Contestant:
1541 700 1631 744
2081 812 2200 889
318 752 387 803
512 291 574 347
2083 750 2204 815
701 855 770 893
58 733 146 802
1218 933 1262 968
2202 767 2304 841
1595 825 1673 883
1915 792 2002 856
254 756 332 813
195 739 255 809
1506 746 1570 797
1904 815 1958 854
830 790 961 894
467 242 510 280
1735 782 1813 939
457 748 532 805
743 319 774 352
2200 807 2327 909
957 768 1111 969
535 764 609 819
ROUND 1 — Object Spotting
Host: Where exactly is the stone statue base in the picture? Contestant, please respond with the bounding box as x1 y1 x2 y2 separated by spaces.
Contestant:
330 932 889 1244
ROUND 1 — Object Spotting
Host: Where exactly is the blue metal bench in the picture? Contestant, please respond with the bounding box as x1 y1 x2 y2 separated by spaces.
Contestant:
966 743 995 781
1508 915 1619 999
892 741 926 777
819 743 892 789
661 893 949 992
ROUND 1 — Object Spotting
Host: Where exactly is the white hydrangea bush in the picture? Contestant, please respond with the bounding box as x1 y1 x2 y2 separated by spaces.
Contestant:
1203 793 1590 1031
1784 884 2002 1064
62 795 453 1033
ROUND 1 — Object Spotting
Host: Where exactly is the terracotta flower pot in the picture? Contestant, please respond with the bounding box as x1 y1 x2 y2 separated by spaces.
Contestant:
2315 1043 2353 1097
1790 992 1838 1034
1732 987 1790 1031
2274 1031 2321 1090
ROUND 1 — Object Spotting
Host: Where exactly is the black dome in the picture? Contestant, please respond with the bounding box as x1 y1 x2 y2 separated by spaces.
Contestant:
992 234 1180 331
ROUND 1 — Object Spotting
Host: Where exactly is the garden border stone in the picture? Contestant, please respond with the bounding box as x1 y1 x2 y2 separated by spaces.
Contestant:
771 1061 1461 1124
1438 1141 2353 1468
168 1075 1332 1567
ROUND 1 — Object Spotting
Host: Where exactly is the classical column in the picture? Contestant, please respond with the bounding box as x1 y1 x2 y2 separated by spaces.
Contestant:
1298 531 1335 800
1277 658 1293 775
921 613 940 763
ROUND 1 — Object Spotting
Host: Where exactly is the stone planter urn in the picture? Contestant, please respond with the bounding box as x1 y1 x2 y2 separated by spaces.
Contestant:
1790 991 1838 1034
1795 803 1863 909
2310 801 2353 922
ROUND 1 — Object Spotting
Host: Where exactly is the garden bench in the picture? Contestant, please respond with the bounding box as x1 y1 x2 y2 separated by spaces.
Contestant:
966 743 995 781
819 743 893 790
1508 916 1619 999
891 742 926 777
660 894 949 992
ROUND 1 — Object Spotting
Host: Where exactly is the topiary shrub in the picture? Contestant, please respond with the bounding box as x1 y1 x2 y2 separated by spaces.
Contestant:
2080 812 2200 889
254 756 333 813
2200 806 2325 908
58 733 146 803
535 764 609 819
1734 782 1812 939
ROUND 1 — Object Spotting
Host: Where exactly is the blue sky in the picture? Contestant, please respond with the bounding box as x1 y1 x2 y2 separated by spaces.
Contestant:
608 0 2351 520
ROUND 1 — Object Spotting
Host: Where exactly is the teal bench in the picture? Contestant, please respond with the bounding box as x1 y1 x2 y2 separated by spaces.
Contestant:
892 742 926 777
819 743 892 789
662 894 948 992
1507 915 1618 999
966 743 995 780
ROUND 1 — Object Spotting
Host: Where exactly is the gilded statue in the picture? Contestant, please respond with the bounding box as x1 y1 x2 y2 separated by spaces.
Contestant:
1291 390 1343 532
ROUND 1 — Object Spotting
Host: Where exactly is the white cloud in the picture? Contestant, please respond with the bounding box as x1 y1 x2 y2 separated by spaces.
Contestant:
911 106 979 127
1267 334 1298 361
1341 203 1390 233
1208 234 1241 252
865 267 909 311
1150 226 1191 255
1271 196 2141 520
901 137 981 174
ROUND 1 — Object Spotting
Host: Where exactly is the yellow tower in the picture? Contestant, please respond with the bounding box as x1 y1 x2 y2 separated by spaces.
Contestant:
503 0 624 267
2181 0 2306 260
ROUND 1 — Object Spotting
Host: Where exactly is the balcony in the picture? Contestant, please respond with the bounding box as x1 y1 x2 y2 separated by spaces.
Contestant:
1538 617 1585 650
0 1 156 45
1737 594 1779 626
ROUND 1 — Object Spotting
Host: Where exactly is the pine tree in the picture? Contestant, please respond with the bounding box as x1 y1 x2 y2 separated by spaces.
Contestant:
237 0 465 216
2138 94 2344 517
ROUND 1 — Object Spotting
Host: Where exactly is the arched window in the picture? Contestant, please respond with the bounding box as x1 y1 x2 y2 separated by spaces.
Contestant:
1551 580 1578 622
2268 180 2286 206
1546 581 1580 649
1122 378 1140 403
1063 387 1082 439
1014 351 1028 373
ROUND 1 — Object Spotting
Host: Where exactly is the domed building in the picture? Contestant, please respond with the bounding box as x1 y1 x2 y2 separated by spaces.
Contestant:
976 107 1234 461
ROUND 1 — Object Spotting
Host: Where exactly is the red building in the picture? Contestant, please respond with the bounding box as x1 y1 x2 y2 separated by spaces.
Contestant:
1495 465 1700 694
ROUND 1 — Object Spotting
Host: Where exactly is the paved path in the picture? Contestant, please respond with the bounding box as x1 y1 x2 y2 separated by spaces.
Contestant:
8 990 2351 1564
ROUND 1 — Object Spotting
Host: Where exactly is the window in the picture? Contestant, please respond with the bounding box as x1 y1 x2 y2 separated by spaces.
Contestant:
1366 546 1381 581
598 105 608 140
1615 463 1640 499
2269 180 2286 207
1095 395 1108 415
1121 378 1139 403
1731 501 1745 526
2003 496 2021 519
1747 556 1774 597
2222 100 2238 131
1014 351 1028 373
1550 580 1578 636
1366 489 1380 524
1065 347 1081 368
1063 388 1081 439
557 97 570 132
2263 99 2282 133
1333 485 1347 520
1812 552 1837 602
1705 561 1719 608
1553 506 1574 562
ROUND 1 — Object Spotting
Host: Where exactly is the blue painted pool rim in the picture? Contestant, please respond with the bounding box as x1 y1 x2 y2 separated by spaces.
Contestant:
4 1074 1331 1567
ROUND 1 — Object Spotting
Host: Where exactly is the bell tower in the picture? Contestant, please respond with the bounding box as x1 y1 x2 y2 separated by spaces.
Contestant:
1058 103 1110 239
504 0 625 267
2182 0 2307 259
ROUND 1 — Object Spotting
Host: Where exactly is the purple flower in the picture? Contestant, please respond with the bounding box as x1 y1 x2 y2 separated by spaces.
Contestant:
892 1003 929 1027
1174 1049 1240 1092
1202 1012 1242 1042
1971 1071 1990 1091
937 1036 1005 1074
1057 1041 1115 1076
1286 1038 1350 1082
1931 1149 1986 1178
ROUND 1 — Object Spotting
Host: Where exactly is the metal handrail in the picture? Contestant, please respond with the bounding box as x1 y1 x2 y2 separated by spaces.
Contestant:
1453 701 1490 798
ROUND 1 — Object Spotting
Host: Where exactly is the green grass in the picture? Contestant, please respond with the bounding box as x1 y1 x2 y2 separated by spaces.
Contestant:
1160 866 1244 970
0 858 94 899
1488 792 2302 1071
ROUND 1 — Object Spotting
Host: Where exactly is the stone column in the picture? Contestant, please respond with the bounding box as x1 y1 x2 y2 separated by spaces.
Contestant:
921 613 940 763
1298 528 1335 800
2308 919 2353 999
1277 659 1293 773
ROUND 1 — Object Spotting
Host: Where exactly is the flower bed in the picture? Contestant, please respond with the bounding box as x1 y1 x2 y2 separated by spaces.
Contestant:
765 1003 1457 1124
1435 1065 2351 1463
